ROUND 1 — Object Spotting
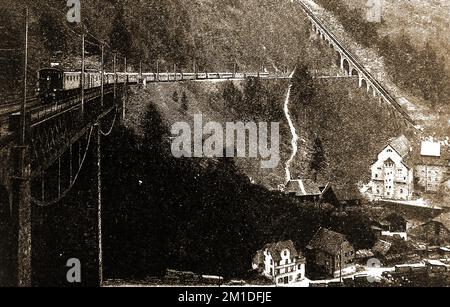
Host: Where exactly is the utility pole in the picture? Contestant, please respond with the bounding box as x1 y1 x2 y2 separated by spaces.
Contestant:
96 125 103 286
173 63 176 81
156 59 159 82
123 57 127 120
81 33 85 114
113 52 117 100
340 248 343 284
11 6 32 287
101 44 104 107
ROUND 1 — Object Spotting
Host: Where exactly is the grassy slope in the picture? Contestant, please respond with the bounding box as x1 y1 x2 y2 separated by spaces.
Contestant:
125 72 413 199
125 80 293 190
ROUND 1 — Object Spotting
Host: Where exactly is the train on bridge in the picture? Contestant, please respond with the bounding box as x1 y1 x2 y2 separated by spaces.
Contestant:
36 67 270 102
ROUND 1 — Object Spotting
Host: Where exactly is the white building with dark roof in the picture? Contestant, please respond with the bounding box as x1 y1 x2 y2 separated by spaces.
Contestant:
369 135 414 200
415 141 449 193
252 240 306 285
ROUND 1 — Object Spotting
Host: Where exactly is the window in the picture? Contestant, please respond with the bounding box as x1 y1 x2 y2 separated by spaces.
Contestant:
375 174 378 178
270 260 273 265
284 250 288 256
387 149 392 153
400 189 404 194
298 264 302 270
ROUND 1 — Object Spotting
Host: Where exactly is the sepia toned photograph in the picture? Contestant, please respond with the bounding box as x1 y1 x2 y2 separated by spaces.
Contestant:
0 0 449 292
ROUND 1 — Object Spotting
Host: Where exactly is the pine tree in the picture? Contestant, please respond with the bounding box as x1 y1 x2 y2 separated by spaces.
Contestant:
109 5 132 58
291 64 315 107
310 137 326 182
172 91 179 103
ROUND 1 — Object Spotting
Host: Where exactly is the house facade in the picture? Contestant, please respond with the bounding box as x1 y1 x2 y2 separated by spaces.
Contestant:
415 141 449 193
370 135 414 201
411 213 450 246
371 213 408 241
252 240 306 285
306 228 356 279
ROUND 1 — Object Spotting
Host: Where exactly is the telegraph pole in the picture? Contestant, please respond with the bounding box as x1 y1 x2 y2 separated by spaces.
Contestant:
113 52 117 100
81 33 85 114
139 60 142 84
173 63 176 81
11 6 32 287
101 44 104 107
96 125 103 286
156 59 159 82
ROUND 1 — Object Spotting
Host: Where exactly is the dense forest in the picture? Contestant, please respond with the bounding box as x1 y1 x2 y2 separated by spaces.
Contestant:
289 65 413 199
314 0 449 108
99 100 376 281
0 0 314 100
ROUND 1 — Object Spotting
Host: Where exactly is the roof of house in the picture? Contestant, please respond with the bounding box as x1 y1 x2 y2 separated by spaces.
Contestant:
432 212 450 230
421 141 441 158
285 179 321 197
307 228 351 255
264 240 299 262
372 240 392 256
388 135 411 158
381 212 407 225
356 249 375 259
373 135 412 169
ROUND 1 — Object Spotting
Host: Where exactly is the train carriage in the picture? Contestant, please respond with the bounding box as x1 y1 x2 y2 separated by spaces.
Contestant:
37 68 64 101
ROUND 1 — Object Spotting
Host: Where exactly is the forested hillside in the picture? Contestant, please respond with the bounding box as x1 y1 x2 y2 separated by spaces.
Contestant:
313 0 449 109
0 0 316 96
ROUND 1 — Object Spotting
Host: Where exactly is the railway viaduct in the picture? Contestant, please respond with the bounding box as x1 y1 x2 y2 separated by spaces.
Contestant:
0 83 127 287
298 0 416 129
0 1 418 288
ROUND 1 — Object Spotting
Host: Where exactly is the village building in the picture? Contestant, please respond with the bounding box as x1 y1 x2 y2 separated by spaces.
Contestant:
306 228 356 279
411 212 450 246
284 180 343 207
371 212 408 241
284 179 322 203
252 240 306 285
369 135 414 201
371 238 410 265
415 141 449 193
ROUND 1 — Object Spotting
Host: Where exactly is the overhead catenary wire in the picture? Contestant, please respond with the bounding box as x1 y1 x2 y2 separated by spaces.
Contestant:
99 105 118 137
31 126 94 207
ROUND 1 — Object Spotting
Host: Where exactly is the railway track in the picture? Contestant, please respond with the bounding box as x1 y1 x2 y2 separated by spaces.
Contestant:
0 98 38 129
297 0 416 127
